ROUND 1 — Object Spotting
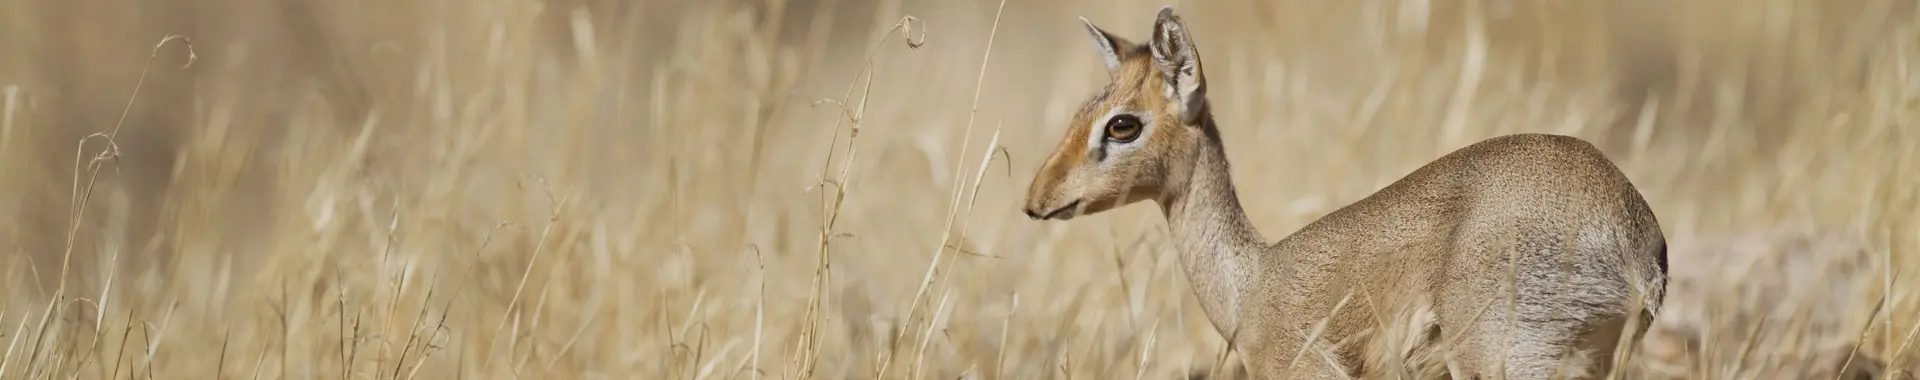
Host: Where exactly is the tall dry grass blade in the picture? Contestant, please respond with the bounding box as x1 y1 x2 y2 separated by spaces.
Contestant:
996 292 1017 380
750 246 765 380
890 0 1004 376
1833 296 1888 380
2 85 17 154
1135 318 1161 380
911 124 1008 379
542 296 601 374
402 312 451 380
21 32 192 380
487 176 566 375
0 308 32 378
139 300 177 379
217 328 230 380
138 316 156 380
791 12 926 379
247 340 267 380
107 308 134 380
908 289 954 380
68 237 123 378
338 282 350 380
1284 293 1354 378
54 33 194 301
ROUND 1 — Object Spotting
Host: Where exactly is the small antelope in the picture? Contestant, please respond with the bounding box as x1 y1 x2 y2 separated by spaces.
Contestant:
1023 7 1669 379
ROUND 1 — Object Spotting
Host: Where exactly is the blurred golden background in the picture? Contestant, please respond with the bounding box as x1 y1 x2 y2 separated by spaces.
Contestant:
0 0 1915 378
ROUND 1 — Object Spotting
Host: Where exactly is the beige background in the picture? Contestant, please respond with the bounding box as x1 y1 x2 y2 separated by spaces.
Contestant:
0 0 1914 378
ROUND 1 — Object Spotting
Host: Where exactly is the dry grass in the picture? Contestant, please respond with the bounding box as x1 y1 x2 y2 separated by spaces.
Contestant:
0 0 1915 378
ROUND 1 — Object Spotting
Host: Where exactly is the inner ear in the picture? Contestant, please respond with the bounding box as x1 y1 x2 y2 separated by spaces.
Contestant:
1148 7 1208 124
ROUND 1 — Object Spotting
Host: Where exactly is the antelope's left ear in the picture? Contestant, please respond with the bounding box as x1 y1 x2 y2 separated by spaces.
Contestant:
1148 6 1207 124
1080 16 1133 79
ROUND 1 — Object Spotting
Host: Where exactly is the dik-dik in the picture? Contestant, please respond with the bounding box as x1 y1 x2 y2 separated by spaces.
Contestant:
1022 7 1669 379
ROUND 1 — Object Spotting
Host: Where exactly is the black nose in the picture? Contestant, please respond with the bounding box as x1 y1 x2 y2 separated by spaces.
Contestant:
1023 208 1041 220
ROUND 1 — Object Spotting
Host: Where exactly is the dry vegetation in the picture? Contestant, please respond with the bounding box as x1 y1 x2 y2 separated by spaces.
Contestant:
0 0 1915 378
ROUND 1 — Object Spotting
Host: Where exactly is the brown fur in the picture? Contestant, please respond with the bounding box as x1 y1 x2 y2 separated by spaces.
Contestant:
1023 7 1669 380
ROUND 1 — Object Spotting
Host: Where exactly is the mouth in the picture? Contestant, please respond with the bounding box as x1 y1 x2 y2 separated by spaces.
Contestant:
1033 200 1083 221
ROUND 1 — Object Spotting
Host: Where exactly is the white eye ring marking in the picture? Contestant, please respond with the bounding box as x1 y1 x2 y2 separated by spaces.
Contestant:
1086 109 1152 162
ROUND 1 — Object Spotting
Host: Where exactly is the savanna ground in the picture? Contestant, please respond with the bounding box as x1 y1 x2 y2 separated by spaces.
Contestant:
0 0 1916 378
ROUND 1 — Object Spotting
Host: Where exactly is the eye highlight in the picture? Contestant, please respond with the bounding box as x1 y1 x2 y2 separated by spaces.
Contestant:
1105 114 1143 143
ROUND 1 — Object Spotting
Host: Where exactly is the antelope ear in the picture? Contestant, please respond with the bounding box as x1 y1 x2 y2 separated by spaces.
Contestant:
1148 6 1208 124
1080 16 1132 78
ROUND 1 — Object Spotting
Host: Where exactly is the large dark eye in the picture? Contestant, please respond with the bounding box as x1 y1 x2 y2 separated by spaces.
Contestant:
1105 114 1143 143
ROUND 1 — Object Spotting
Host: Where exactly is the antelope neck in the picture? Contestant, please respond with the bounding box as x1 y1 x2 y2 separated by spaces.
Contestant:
1157 124 1265 332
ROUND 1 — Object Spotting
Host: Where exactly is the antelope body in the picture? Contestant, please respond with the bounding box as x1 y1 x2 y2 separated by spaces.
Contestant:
1022 7 1669 379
